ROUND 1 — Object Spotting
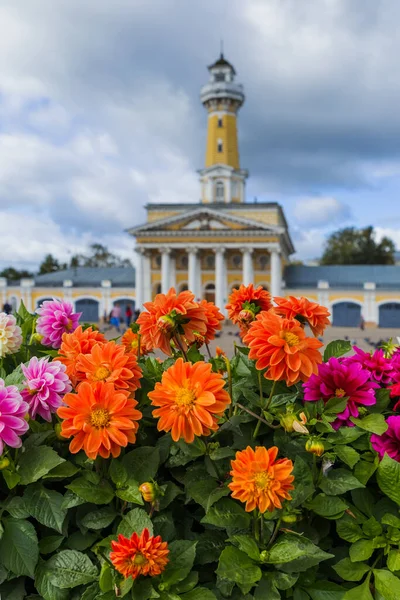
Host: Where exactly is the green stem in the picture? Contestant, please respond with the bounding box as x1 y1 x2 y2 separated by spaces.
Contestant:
225 357 234 418
253 379 277 439
205 343 212 360
267 517 281 549
236 403 280 429
253 510 260 542
259 511 264 546
174 333 188 362
265 380 277 412
137 333 141 361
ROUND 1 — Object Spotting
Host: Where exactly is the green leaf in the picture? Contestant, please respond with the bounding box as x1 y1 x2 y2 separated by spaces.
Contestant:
254 578 281 600
350 539 376 562
307 581 347 600
162 540 197 587
109 459 128 486
0 517 38 577
0 578 26 600
5 496 30 518
18 446 65 484
80 506 118 530
336 514 364 542
46 549 98 588
290 456 315 508
201 497 251 529
81 583 100 600
186 478 229 510
344 577 373 600
387 550 400 572
216 546 262 588
228 535 260 561
116 483 144 504
362 517 382 538
61 490 85 509
266 534 334 572
118 508 153 538
43 461 79 479
35 558 69 600
328 427 365 445
319 468 364 496
131 579 160 600
122 446 160 483
181 589 217 600
350 414 388 435
159 481 182 510
355 459 378 485
23 485 67 533
66 531 98 551
66 476 114 504
335 445 361 468
305 493 348 518
324 340 351 361
39 535 64 554
4 365 25 388
2 468 20 489
324 396 348 414
333 557 370 581
377 453 400 506
271 572 299 590
373 568 400 599
195 531 226 565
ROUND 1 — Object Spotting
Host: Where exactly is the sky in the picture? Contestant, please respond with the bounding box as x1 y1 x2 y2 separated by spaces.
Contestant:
1 0 400 271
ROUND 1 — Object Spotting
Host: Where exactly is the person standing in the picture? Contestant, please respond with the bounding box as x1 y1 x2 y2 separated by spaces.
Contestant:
2 301 12 315
110 303 122 333
125 304 133 327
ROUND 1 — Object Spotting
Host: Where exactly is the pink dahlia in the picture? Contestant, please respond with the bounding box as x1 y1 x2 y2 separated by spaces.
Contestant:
21 357 72 421
303 357 379 428
36 299 81 349
0 380 29 454
344 347 394 386
371 415 400 461
0 313 22 358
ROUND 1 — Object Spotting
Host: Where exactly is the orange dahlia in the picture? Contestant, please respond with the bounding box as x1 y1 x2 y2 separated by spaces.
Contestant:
110 528 169 580
57 381 142 459
137 288 207 356
229 446 294 513
58 326 106 386
121 328 151 357
226 284 272 333
274 296 331 337
243 311 323 386
76 340 142 392
199 299 224 344
148 357 230 443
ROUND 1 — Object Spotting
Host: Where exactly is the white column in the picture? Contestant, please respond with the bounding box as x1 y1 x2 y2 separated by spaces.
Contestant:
161 248 171 294
242 248 254 285
143 251 152 303
135 249 144 310
215 248 227 316
170 252 176 291
20 279 34 312
188 248 198 297
0 278 7 309
270 249 282 298
196 251 202 300
364 282 377 324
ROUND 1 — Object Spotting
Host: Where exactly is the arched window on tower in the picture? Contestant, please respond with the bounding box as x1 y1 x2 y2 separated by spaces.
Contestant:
217 140 223 153
217 117 223 128
215 181 224 202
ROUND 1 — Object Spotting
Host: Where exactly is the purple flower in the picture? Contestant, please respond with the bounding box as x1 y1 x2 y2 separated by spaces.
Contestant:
371 415 400 461
0 380 29 455
36 299 81 349
303 357 379 428
21 357 72 421
344 347 394 386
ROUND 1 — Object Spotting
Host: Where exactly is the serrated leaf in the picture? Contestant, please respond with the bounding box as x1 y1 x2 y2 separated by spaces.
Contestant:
349 539 375 562
5 496 29 518
319 468 364 496
335 445 360 468
344 577 373 600
118 508 153 538
201 498 251 529
181 589 217 600
0 517 39 577
80 506 118 530
387 549 400 572
18 446 65 484
35 558 69 600
116 483 144 504
324 340 351 361
228 535 260 562
46 549 98 588
324 396 348 414
373 568 400 599
23 485 67 533
216 546 262 588
43 461 79 479
39 535 64 554
290 456 315 507
66 476 114 504
122 446 160 483
336 514 364 543
266 534 334 572
305 493 348 518
333 557 370 581
377 453 400 506
350 414 388 435
162 540 197 587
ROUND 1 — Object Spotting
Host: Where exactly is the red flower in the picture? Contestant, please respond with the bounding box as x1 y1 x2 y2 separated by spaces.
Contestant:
110 528 169 579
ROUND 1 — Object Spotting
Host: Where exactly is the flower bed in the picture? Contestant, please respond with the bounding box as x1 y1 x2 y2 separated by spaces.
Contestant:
0 288 400 600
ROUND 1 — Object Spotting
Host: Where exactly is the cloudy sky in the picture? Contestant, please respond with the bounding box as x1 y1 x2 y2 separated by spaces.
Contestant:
1 0 400 270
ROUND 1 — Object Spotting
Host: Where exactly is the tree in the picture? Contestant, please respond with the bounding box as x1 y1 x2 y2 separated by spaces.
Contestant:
39 254 67 275
0 267 34 281
69 244 132 268
320 226 396 265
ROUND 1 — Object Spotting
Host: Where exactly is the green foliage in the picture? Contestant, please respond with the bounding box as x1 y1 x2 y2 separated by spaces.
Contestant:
320 225 396 265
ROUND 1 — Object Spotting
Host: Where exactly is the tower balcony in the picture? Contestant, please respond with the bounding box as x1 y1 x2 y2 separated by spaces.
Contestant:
200 81 245 107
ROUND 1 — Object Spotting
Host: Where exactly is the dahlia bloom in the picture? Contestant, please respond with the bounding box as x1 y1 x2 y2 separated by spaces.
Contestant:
371 416 400 461
226 284 272 333
148 357 230 443
21 356 71 421
243 311 323 386
198 299 224 345
0 313 23 358
36 299 81 349
58 326 106 386
229 446 294 513
121 328 151 357
76 340 142 392
273 296 331 337
0 380 29 454
57 381 142 459
345 347 394 386
110 528 169 580
303 358 379 428
137 288 207 356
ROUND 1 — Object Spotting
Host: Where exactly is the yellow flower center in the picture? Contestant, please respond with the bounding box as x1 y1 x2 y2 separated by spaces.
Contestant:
282 331 300 347
131 338 139 349
66 318 74 332
335 388 346 397
157 315 175 333
175 387 196 407
254 471 271 491
90 408 110 428
95 366 111 381
133 552 148 566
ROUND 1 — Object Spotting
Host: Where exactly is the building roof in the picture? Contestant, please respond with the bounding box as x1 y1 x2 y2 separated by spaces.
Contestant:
34 267 135 288
208 53 236 74
285 265 400 290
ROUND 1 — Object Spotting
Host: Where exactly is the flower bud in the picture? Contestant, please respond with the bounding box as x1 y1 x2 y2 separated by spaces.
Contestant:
381 338 399 358
281 513 297 524
157 315 175 333
280 411 308 434
0 457 10 470
238 308 255 325
305 438 324 457
139 482 157 503
193 332 205 349
54 423 65 440
30 332 43 344
259 550 269 563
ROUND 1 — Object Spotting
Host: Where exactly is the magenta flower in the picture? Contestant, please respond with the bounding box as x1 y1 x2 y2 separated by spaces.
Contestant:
36 299 81 349
303 357 379 428
21 357 72 421
371 416 400 461
0 380 29 455
344 347 394 386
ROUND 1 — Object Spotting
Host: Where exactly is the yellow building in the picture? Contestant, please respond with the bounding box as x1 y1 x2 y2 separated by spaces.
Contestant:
129 53 295 314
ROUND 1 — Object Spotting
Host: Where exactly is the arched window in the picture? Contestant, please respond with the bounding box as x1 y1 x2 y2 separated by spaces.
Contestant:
217 140 223 153
217 117 223 128
215 181 224 201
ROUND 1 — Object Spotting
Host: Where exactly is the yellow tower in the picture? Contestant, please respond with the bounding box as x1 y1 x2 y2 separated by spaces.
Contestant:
199 53 248 204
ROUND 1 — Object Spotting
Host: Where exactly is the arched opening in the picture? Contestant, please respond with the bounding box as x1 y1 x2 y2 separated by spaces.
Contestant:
379 302 400 328
178 282 188 293
36 297 54 308
113 298 135 324
75 298 99 323
215 181 224 202
332 302 361 327
204 283 215 303
9 296 18 312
